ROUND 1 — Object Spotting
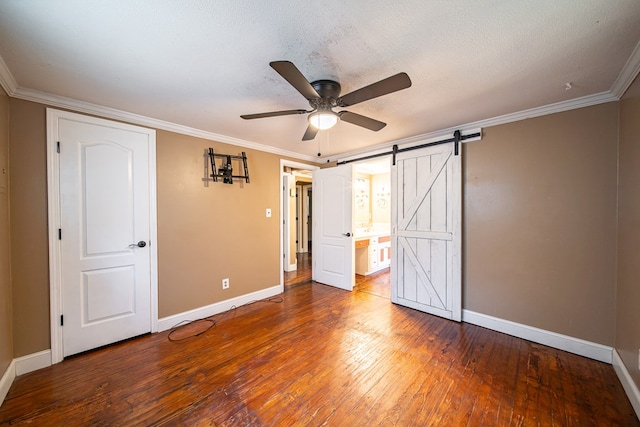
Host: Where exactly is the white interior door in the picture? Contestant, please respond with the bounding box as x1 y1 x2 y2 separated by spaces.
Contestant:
312 165 355 291
52 111 156 357
391 142 461 321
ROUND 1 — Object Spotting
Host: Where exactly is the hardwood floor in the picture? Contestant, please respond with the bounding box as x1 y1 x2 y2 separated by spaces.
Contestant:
283 252 312 287
286 252 391 299
1 256 637 425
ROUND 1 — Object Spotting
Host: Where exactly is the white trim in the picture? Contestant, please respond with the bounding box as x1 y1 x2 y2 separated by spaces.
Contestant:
286 263 298 272
462 309 613 363
613 349 640 419
323 89 616 163
148 136 159 333
46 108 63 364
1 351 54 407
611 38 640 98
14 350 52 376
46 109 159 363
10 86 319 164
0 55 17 95
0 360 16 407
157 285 283 332
462 92 617 132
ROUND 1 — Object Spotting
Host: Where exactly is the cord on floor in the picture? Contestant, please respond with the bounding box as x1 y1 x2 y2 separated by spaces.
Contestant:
167 295 284 342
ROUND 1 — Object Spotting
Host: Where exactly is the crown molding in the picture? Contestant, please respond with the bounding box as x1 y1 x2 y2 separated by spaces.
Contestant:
9 85 320 163
13 82 618 166
611 38 640 98
322 90 617 162
459 90 618 131
0 55 17 96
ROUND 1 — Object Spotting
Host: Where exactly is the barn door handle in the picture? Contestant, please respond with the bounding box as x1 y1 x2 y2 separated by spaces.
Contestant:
129 241 147 248
342 232 352 237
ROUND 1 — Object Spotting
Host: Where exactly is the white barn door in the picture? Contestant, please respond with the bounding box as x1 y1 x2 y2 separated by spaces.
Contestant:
391 142 461 321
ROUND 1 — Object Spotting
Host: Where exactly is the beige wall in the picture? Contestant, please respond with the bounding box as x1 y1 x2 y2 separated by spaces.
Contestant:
9 99 50 356
616 74 640 387
156 130 281 316
464 102 619 345
0 87 12 374
371 172 390 224
7 100 286 356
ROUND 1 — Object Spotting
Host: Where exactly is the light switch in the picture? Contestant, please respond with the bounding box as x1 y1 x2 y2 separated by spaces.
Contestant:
266 208 272 218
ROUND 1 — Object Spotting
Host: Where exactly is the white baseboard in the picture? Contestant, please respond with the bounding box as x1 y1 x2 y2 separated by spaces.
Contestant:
1 350 52 407
613 349 640 419
462 310 613 363
0 360 16 407
14 350 52 376
158 284 283 332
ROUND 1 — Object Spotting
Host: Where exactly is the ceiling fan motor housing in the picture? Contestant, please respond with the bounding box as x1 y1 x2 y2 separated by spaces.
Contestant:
311 80 341 107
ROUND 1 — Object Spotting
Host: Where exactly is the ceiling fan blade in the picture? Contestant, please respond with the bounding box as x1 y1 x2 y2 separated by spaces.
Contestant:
241 109 308 120
302 124 318 141
339 111 386 131
270 61 320 101
338 72 412 107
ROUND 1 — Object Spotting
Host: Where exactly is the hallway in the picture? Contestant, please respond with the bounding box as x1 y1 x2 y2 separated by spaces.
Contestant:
284 253 390 299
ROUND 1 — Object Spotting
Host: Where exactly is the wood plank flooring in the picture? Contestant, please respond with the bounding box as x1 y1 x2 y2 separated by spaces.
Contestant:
1 254 637 425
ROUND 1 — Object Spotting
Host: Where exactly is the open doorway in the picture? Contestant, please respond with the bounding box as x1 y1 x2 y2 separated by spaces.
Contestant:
285 138 463 321
280 158 391 299
353 158 391 299
280 160 318 289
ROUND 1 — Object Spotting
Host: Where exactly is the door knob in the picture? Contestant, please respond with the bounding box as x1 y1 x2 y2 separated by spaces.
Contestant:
342 232 352 237
129 241 147 248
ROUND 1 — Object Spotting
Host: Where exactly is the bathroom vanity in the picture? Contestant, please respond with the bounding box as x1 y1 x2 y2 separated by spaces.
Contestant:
353 166 391 275
355 230 391 275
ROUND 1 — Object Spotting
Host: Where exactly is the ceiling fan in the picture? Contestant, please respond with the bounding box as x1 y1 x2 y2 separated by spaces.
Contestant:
241 61 412 141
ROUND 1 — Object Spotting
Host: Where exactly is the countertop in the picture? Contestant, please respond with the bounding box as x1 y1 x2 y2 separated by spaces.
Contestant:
354 229 391 239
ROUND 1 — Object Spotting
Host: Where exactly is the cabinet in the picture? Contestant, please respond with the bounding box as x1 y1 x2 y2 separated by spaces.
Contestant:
378 235 391 268
355 235 390 275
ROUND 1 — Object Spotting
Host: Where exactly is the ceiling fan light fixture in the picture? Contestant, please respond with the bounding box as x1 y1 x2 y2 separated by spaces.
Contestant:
308 110 338 130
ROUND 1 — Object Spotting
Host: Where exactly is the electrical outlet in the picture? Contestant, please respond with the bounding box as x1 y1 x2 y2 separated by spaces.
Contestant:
222 278 230 289
266 208 272 218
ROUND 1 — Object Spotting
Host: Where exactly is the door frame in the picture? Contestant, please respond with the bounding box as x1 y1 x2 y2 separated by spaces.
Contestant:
282 173 297 272
279 159 318 287
46 108 159 364
297 183 311 253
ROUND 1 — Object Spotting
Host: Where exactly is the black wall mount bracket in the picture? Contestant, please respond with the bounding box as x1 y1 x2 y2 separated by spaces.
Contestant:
208 148 250 185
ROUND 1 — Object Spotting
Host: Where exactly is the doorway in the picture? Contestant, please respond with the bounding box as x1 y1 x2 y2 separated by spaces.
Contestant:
281 159 391 299
353 159 391 299
280 160 318 288
286 138 462 322
47 109 159 363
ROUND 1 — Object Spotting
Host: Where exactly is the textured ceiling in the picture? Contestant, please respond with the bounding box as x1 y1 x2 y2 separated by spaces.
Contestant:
1 1 640 161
